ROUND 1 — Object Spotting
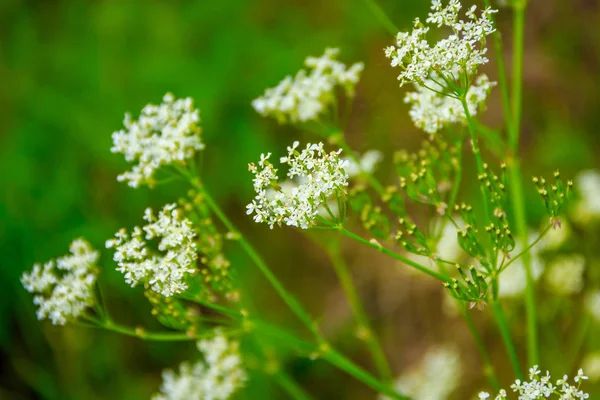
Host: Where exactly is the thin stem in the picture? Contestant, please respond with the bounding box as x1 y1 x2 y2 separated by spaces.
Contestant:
498 223 552 274
462 306 501 392
359 0 399 36
187 295 406 399
82 315 196 342
273 371 314 400
459 98 492 224
490 301 524 380
504 0 538 367
482 0 513 141
327 244 393 381
340 227 449 282
566 314 592 374
195 182 324 342
511 2 526 151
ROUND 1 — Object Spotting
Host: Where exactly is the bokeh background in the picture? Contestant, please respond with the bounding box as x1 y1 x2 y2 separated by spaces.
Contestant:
2 0 600 398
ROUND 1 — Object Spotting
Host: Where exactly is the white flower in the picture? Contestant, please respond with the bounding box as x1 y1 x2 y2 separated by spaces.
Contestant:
380 345 462 400
404 74 496 134
247 142 349 229
482 366 590 399
584 290 600 323
544 253 586 296
252 48 364 124
152 332 247 400
21 238 99 325
385 0 497 87
343 150 383 178
106 204 198 297
111 93 204 188
571 170 600 224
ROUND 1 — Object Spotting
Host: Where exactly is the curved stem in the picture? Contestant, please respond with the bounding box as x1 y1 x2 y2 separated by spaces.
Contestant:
498 223 552 274
339 227 449 282
489 301 524 380
327 243 393 381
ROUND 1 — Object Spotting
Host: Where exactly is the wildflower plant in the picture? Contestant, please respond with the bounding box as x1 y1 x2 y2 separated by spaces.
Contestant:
20 0 600 398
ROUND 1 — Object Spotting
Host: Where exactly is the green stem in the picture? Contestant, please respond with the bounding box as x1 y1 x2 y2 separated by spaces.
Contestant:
188 296 406 399
489 301 524 380
566 314 592 374
461 307 501 392
82 315 196 341
482 0 513 140
327 244 393 381
435 261 500 392
460 97 492 225
359 0 399 37
498 223 552 274
505 0 538 366
273 371 314 400
340 227 449 282
195 183 324 342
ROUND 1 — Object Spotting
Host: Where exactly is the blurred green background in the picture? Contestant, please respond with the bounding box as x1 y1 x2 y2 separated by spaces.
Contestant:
1 0 599 398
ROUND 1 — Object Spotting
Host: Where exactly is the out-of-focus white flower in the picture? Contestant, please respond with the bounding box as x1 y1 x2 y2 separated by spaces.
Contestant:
252 48 363 124
540 220 571 250
246 141 349 229
585 290 600 323
581 352 600 382
571 170 600 224
544 253 586 296
106 204 197 297
380 345 462 400
404 74 496 134
344 150 383 178
153 332 247 400
111 93 204 188
385 0 497 87
21 239 99 325
498 232 545 299
436 219 466 262
479 365 590 399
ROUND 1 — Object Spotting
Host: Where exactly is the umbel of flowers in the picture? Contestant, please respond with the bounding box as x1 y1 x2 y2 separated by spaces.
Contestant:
106 203 198 297
111 93 204 188
21 238 99 325
152 331 247 400
246 141 349 229
252 48 363 124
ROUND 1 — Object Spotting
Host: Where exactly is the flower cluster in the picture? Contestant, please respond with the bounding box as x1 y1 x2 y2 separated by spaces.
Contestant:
405 74 496 134
21 239 99 325
246 141 349 229
106 204 198 297
111 93 204 188
153 332 247 400
252 48 364 123
479 366 589 399
384 0 497 87
381 346 462 400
